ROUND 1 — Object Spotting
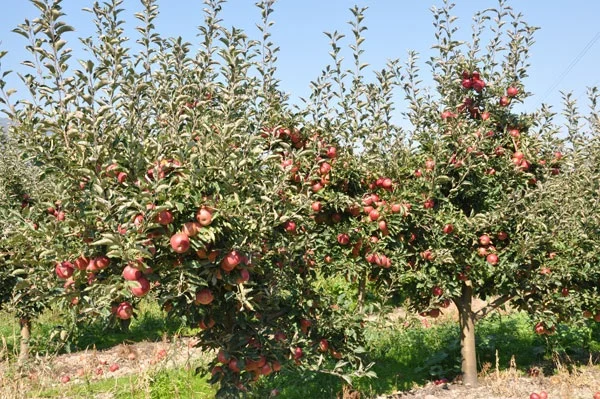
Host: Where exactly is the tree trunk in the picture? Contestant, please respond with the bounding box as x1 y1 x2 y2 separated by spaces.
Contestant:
456 281 478 387
356 273 366 312
18 317 31 365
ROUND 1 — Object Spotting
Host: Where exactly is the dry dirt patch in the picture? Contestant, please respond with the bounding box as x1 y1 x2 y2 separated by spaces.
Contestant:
376 365 600 399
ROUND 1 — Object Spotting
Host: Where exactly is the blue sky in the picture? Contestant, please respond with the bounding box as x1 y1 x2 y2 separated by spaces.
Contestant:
0 0 598 120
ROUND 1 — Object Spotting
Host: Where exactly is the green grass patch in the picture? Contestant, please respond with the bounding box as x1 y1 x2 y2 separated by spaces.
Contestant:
0 310 19 355
33 368 215 399
0 298 198 358
3 302 600 398
73 299 197 352
255 311 600 398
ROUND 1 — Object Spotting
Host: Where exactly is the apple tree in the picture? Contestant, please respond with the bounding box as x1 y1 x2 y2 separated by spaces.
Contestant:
0 83 60 362
289 6 418 316
0 0 370 395
380 0 583 386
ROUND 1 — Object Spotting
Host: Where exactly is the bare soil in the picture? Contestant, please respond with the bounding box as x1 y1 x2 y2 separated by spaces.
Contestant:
3 301 599 399
1 336 210 397
375 365 600 399
2 336 599 398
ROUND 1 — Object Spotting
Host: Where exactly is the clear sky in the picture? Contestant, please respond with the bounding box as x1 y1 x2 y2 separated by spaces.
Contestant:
0 0 599 122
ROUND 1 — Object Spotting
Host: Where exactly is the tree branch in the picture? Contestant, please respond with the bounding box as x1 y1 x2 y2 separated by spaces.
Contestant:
474 294 513 321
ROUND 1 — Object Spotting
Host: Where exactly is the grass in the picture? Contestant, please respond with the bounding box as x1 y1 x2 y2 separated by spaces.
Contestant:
1 302 600 398
254 312 600 398
73 299 197 352
57 369 214 399
17 367 215 399
0 297 198 358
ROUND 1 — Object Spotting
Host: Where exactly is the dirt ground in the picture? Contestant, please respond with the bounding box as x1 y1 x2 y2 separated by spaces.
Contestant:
24 335 209 382
3 301 599 399
376 365 600 399
2 336 598 399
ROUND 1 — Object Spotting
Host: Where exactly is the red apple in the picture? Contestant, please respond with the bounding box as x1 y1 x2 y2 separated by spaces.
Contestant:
109 364 120 372
122 265 142 281
283 220 297 233
221 250 242 272
539 391 548 399
425 159 435 171
260 363 272 376
228 359 240 373
479 234 491 246
529 393 540 399
432 286 443 296
378 220 388 232
326 146 337 158
61 375 70 384
217 350 229 364
106 163 119 176
497 231 508 241
423 198 435 209
116 301 133 320
499 96 511 107
442 224 454 234
390 203 402 214
182 221 202 237
73 256 89 271
55 261 74 279
486 253 499 265
441 110 456 119
195 288 214 305
156 210 174 225
369 209 380 221
199 318 215 330
534 322 546 335
472 78 485 92
337 233 350 246
507 86 519 97
196 207 213 226
117 172 128 183
293 347 303 360
299 319 312 334
130 276 150 297
311 201 322 212
95 256 110 270
170 232 190 254
318 339 329 353
319 162 331 175
421 249 434 261
593 392 600 399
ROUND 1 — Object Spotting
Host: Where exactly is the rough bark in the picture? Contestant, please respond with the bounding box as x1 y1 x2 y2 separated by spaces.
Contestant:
18 317 31 365
356 273 367 312
456 281 478 387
